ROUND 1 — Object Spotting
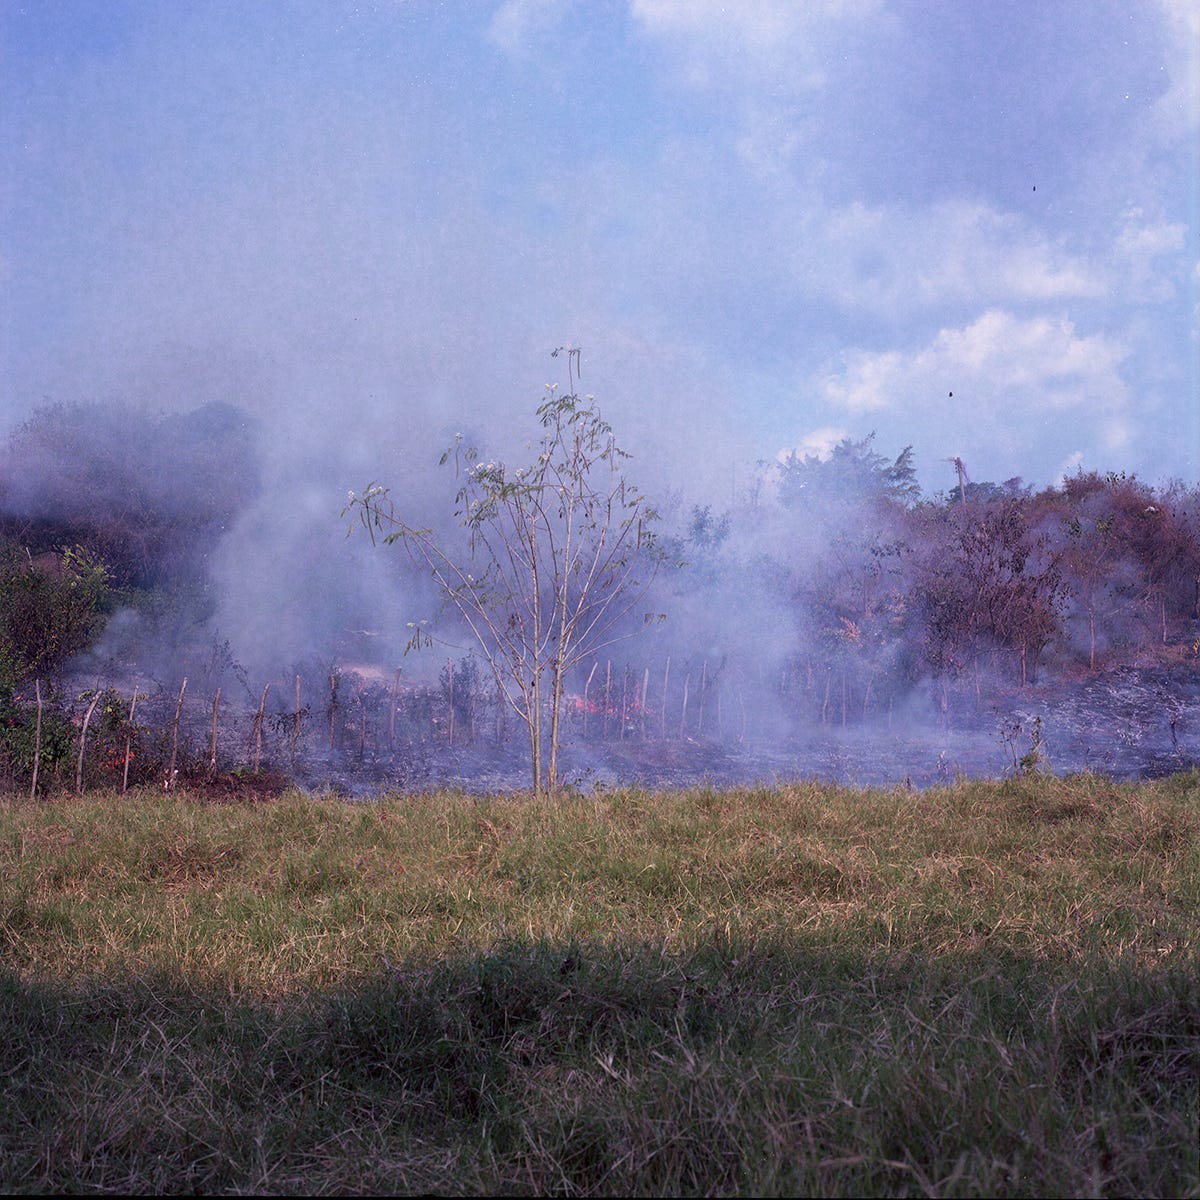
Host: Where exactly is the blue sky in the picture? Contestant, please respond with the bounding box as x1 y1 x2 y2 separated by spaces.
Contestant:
2 0 1198 502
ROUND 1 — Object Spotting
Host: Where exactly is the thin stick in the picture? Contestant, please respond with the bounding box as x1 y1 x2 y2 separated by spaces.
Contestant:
166 677 187 791
641 667 650 740
697 660 707 736
605 660 612 741
583 661 598 739
661 657 670 739
390 668 400 750
679 672 690 739
254 683 269 774
75 691 102 795
292 675 301 765
447 659 455 747
210 688 221 778
123 684 139 794
31 679 43 800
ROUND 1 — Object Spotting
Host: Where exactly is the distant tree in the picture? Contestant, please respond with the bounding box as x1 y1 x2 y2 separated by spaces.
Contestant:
1052 470 1200 656
346 350 665 797
777 433 919 512
796 528 915 723
686 504 731 551
0 400 260 589
919 499 1064 690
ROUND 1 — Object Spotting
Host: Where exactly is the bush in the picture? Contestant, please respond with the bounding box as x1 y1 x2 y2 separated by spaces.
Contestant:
0 540 111 697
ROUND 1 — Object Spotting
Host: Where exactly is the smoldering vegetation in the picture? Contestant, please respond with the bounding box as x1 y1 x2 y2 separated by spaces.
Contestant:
2 399 1200 796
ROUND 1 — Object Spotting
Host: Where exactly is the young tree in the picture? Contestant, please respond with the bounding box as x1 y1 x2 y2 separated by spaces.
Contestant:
919 499 1064 691
346 349 665 797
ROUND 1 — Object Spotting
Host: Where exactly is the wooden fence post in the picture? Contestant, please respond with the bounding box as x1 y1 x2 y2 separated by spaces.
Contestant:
123 685 140 794
209 688 221 778
254 683 269 774
166 677 187 792
76 691 102 795
30 679 43 800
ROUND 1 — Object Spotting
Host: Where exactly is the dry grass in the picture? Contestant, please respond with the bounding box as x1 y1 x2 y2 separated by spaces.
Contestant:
1 771 1197 1194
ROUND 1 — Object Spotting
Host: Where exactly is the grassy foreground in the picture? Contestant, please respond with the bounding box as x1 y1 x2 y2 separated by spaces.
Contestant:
1 773 1198 1196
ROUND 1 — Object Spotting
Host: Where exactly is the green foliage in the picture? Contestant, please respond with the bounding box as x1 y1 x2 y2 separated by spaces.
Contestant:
348 349 667 795
0 689 74 783
0 539 111 696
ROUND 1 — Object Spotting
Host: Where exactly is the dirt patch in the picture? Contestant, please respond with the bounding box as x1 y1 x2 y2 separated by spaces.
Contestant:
177 770 295 803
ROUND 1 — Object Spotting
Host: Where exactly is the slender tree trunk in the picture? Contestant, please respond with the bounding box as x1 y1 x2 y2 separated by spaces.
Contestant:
549 658 566 791
447 659 455 747
679 672 690 739
528 685 542 798
642 668 650 741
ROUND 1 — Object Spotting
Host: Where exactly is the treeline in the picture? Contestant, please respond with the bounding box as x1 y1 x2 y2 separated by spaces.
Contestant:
656 435 1200 726
0 399 260 592
1 399 1198 774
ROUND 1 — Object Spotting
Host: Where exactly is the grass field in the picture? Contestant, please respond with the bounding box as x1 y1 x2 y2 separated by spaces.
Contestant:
1 772 1198 1195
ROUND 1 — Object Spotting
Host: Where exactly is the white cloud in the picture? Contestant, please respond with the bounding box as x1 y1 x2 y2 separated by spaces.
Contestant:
629 0 876 55
777 425 850 463
1057 450 1085 483
487 0 569 55
1113 208 1187 301
1151 0 1200 142
629 0 882 103
820 310 1129 415
800 199 1108 314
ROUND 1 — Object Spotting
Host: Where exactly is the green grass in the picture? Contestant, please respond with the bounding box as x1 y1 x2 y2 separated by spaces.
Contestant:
1 772 1198 1195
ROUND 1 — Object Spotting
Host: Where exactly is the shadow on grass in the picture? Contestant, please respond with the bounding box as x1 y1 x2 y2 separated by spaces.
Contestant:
2 938 1197 1196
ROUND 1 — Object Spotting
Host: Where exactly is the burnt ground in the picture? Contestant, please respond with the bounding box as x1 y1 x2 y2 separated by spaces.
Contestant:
54 649 1200 800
